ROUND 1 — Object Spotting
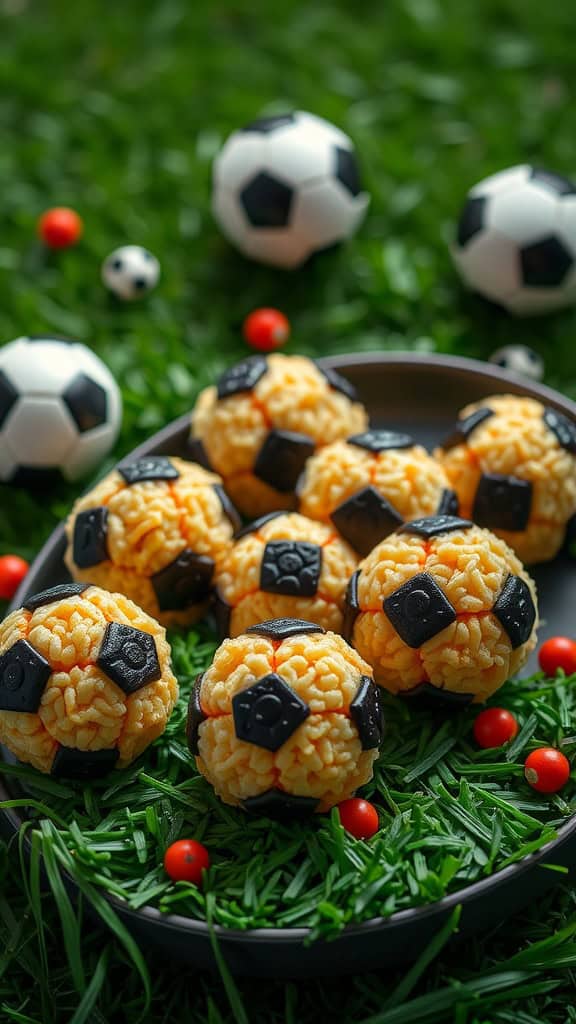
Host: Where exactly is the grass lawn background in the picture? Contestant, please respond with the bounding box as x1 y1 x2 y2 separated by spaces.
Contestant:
1 0 576 1020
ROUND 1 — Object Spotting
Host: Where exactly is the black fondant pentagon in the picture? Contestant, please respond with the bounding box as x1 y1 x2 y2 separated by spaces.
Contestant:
63 374 107 433
342 570 361 641
348 430 414 453
97 622 161 694
492 574 536 650
520 236 572 287
530 167 576 196
234 511 285 540
350 676 384 750
399 515 473 539
23 583 89 612
243 789 319 818
186 673 207 756
316 364 358 401
242 113 295 133
543 408 576 454
334 146 361 196
213 591 232 640
0 639 51 713
401 682 475 709
383 572 456 648
119 456 179 485
456 195 486 247
186 436 212 469
72 507 109 569
241 172 293 228
51 746 119 779
436 489 460 516
151 549 215 612
0 370 17 429
472 473 532 532
216 356 267 400
233 672 309 751
245 619 325 641
331 485 403 557
213 484 242 533
260 541 321 597
442 407 494 450
254 430 315 492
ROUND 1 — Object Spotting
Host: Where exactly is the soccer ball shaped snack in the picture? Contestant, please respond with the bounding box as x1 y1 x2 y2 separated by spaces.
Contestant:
215 512 358 638
64 456 240 627
298 429 458 556
190 354 367 518
436 396 576 564
0 584 178 777
187 619 384 815
344 516 538 705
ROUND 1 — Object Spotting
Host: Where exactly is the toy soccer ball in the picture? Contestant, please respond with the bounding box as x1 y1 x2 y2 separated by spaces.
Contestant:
489 345 544 381
212 111 369 268
437 395 576 564
64 455 240 627
453 165 576 315
102 245 160 300
215 512 358 638
190 354 367 518
298 430 458 556
0 584 178 777
0 336 122 485
344 516 538 704
187 618 384 814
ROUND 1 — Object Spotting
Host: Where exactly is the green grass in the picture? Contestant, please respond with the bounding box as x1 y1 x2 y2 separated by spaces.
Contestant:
1 0 576 1020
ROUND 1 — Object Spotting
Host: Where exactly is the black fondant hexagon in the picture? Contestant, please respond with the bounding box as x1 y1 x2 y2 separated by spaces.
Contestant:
493 574 536 650
530 167 576 196
213 484 242 533
63 373 107 433
242 113 295 133
334 146 361 196
456 196 486 247
342 570 361 641
51 745 119 779
383 572 456 648
97 622 161 694
331 485 403 557
254 430 315 492
213 591 232 639
260 541 321 597
186 436 212 469
472 473 532 532
186 673 207 756
543 408 576 454
0 370 17 429
241 173 293 228
23 583 89 612
348 430 414 453
216 356 268 400
442 407 494 450
316 364 358 400
245 619 325 642
72 507 109 569
151 549 215 612
119 456 179 485
0 639 51 712
234 511 285 540
350 676 384 750
232 673 309 751
401 682 475 709
520 236 572 287
243 789 319 817
436 489 459 516
399 515 473 539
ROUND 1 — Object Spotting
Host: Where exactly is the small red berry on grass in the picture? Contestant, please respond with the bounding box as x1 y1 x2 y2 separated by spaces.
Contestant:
473 707 518 749
0 555 29 600
38 207 83 249
243 308 290 352
524 747 570 794
538 636 576 677
338 798 379 840
164 839 210 885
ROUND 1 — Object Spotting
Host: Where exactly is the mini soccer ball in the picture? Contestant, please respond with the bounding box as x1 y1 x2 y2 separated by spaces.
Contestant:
298 430 458 556
187 618 384 814
436 395 576 564
102 245 160 300
64 456 240 627
489 345 544 382
344 516 538 704
0 335 122 485
212 111 369 268
190 353 367 518
0 583 178 776
452 165 576 315
215 512 358 638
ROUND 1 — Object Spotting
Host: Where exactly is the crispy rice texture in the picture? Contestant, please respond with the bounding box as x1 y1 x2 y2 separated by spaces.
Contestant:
436 395 576 564
0 587 178 773
351 525 538 703
190 354 368 518
196 630 377 812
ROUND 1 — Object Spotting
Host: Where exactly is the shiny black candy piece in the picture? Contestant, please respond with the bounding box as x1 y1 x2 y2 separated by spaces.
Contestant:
383 572 456 648
493 575 537 650
23 583 89 612
472 473 532 532
234 511 285 540
436 489 459 516
254 430 315 492
442 407 494 450
331 485 403 557
72 507 109 568
315 364 358 401
213 592 232 640
119 456 179 485
544 407 576 454
399 515 473 539
186 673 207 756
245 619 325 642
97 623 161 694
216 356 267 400
151 549 215 612
342 570 361 641
260 541 321 597
348 430 413 453
232 673 309 752
51 746 119 779
243 790 319 818
401 683 475 710
213 484 242 533
0 639 51 713
350 676 384 750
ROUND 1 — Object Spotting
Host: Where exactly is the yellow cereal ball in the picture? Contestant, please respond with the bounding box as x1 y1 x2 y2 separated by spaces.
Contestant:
436 395 576 564
190 353 367 518
0 583 178 776
215 512 358 638
64 455 240 628
299 429 458 556
187 619 384 814
344 515 538 704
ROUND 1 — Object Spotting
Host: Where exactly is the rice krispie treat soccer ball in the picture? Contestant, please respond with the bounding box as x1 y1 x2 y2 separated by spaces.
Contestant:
215 512 358 638
187 619 384 815
0 584 178 777
64 456 240 628
190 354 367 518
298 430 459 556
344 516 538 705
436 395 576 564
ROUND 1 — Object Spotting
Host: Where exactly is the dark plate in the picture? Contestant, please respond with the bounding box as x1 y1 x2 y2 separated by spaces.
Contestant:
1 352 575 977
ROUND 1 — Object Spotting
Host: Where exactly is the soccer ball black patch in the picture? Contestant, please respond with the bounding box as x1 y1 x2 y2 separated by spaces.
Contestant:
0 639 51 713
442 407 494 451
232 673 309 751
520 236 572 287
331 485 403 557
151 549 215 611
234 512 286 540
492 574 536 649
543 408 576 454
242 113 295 133
436 489 459 516
119 456 179 485
350 676 384 750
334 147 361 197
186 673 207 756
0 370 18 429
399 515 473 540
97 622 161 694
473 473 533 532
243 789 319 817
23 583 89 612
348 430 413 453
72 507 109 568
342 570 361 641
260 541 322 597
213 484 242 533
254 429 315 492
217 356 268 400
241 172 293 228
316 364 358 401
51 746 119 780
63 374 108 432
383 572 456 648
245 618 325 642
457 195 486 247
530 167 576 195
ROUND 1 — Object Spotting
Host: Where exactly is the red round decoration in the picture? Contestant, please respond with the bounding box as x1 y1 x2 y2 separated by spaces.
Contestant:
0 555 29 600
164 839 210 885
338 798 379 840
473 707 519 749
242 308 290 352
38 207 83 249
538 636 576 677
524 747 571 794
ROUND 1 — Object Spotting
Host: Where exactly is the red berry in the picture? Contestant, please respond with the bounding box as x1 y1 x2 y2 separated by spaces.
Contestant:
473 707 519 749
0 555 29 601
338 798 379 840
524 747 570 794
38 207 83 249
243 308 290 352
538 637 576 677
164 839 210 885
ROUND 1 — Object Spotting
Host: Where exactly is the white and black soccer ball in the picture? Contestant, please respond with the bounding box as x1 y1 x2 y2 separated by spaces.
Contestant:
212 111 370 269
102 245 160 301
489 345 544 381
0 336 122 485
453 165 576 315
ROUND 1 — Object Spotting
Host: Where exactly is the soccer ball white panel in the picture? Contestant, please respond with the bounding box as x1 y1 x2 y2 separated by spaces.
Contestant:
212 187 256 255
486 183 559 245
293 179 368 250
293 111 351 149
214 133 266 189
0 337 80 394
242 226 312 269
469 165 530 199
261 128 333 186
4 397 77 467
63 423 118 481
101 246 160 301
453 230 520 300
